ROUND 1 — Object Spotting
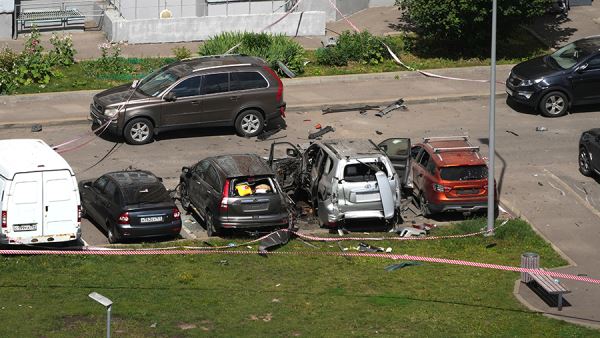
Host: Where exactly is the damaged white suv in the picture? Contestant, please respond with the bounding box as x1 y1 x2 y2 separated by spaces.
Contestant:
268 138 411 228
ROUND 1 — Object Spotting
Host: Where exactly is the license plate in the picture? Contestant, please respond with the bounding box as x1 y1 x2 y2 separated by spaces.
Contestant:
243 203 268 211
506 88 513 96
140 216 163 223
457 189 479 195
13 224 37 232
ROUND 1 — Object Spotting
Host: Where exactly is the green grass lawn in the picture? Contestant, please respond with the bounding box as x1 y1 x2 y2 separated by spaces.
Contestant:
0 219 597 337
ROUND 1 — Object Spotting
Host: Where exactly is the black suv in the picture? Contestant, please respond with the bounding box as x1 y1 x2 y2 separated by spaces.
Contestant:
79 170 182 243
506 36 600 117
179 154 293 236
579 128 600 178
90 55 286 144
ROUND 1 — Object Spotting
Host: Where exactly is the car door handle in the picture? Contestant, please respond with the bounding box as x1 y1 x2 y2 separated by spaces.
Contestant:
229 96 240 101
191 100 200 105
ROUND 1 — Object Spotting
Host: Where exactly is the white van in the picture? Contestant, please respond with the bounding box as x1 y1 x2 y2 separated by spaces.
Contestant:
0 139 81 245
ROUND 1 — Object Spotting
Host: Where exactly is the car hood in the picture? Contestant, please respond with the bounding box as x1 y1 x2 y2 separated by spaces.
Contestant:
512 56 561 79
586 128 600 137
94 83 149 107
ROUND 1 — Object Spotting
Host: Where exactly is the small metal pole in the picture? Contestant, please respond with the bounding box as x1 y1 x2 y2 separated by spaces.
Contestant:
106 305 112 338
486 0 497 236
226 0 229 16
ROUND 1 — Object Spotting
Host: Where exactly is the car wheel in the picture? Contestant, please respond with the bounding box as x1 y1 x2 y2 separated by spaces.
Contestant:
579 147 593 177
180 182 191 211
419 194 431 218
205 212 218 237
235 110 264 137
539 91 568 117
107 224 120 244
124 117 154 145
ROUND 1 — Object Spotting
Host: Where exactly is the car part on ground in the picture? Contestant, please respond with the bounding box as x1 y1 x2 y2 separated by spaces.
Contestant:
268 138 410 229
579 128 600 178
90 55 286 144
179 154 293 237
375 98 406 117
308 125 335 139
257 127 284 141
79 170 181 243
506 36 600 118
321 104 380 115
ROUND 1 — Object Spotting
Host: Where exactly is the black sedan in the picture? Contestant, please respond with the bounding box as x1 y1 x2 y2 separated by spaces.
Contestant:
579 128 600 178
506 36 600 117
80 170 181 243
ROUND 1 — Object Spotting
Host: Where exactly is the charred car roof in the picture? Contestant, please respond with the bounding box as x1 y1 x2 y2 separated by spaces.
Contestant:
210 154 274 178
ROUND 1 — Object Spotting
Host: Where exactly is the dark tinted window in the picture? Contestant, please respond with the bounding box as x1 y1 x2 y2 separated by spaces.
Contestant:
94 176 109 191
122 183 171 204
410 146 421 159
205 166 221 191
418 151 430 167
104 181 117 197
440 165 488 181
230 72 268 91
586 55 600 70
170 76 201 97
201 73 229 95
343 162 388 182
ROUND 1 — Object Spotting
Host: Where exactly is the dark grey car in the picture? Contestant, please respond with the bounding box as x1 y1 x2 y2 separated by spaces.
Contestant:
90 55 286 145
179 154 293 236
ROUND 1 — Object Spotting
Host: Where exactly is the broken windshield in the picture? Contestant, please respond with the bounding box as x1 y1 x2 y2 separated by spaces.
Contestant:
343 162 388 182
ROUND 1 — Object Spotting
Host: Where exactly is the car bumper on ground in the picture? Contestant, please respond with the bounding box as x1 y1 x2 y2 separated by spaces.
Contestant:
117 221 182 239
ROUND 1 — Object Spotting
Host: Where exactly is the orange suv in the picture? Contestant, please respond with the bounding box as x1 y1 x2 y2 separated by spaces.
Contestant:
409 136 497 217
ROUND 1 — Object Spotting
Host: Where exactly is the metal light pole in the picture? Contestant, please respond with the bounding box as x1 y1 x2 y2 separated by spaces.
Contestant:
89 292 113 338
486 0 498 236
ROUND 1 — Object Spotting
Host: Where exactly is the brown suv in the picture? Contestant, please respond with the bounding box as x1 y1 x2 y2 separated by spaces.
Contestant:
90 55 286 145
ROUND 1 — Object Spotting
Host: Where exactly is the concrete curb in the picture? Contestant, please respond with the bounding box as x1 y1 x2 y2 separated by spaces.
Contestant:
0 92 507 129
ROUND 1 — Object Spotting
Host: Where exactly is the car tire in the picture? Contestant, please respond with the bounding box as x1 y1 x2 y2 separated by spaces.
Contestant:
579 147 593 177
419 194 431 218
235 110 264 137
205 211 218 237
107 224 120 244
124 117 154 145
539 91 569 117
179 182 191 211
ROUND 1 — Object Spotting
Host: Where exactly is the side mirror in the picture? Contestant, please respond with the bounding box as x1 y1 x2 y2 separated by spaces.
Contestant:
379 144 388 152
83 182 91 189
157 177 163 182
286 148 299 158
576 63 588 73
182 166 191 178
131 79 139 89
164 92 177 102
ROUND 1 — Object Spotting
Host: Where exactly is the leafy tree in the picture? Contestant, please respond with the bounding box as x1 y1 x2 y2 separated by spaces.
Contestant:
396 0 552 43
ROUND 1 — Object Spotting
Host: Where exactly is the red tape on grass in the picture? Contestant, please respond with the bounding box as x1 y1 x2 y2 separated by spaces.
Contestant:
2 249 598 285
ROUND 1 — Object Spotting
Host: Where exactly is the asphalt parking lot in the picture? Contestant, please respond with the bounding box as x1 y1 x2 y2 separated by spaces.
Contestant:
1 97 599 247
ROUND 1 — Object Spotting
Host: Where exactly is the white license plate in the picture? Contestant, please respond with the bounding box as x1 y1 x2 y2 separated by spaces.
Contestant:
13 224 37 232
140 216 163 223
506 88 513 96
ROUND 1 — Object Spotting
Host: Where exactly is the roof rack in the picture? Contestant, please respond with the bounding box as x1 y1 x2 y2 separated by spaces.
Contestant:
182 54 244 61
433 146 480 154
192 63 252 72
423 136 469 143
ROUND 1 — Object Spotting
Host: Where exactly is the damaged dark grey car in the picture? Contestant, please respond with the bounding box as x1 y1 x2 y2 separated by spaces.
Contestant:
268 138 411 228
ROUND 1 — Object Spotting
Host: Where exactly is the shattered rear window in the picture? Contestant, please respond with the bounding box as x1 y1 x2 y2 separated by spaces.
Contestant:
230 176 276 197
440 165 487 181
343 162 388 182
123 184 171 204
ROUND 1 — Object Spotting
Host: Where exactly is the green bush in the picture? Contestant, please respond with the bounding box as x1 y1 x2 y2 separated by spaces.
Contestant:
315 47 349 66
48 33 77 66
16 28 57 86
315 31 395 66
0 48 19 94
198 32 306 76
82 42 133 77
172 46 192 60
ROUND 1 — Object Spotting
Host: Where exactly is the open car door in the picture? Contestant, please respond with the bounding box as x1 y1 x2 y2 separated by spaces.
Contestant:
378 138 411 187
268 142 302 192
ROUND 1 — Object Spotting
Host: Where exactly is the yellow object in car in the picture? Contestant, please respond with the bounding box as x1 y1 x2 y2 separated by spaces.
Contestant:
236 183 252 196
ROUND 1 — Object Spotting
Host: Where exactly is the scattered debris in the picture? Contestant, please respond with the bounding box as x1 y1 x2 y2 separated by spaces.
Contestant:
322 104 379 115
31 124 42 132
375 130 383 135
538 182 543 186
358 242 385 253
322 36 337 47
216 259 229 266
535 126 548 132
150 322 157 328
309 126 335 139
392 226 427 237
485 243 497 249
375 99 406 117
337 242 352 261
277 61 296 78
257 127 284 141
547 181 566 196
314 123 322 129
384 261 422 272
336 227 349 236
272 298 280 303
505 130 519 136
259 229 290 252
303 119 311 122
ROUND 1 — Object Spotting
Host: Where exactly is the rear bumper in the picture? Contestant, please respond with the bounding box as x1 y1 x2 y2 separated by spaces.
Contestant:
117 221 181 238
0 229 81 245
428 201 492 214
217 213 289 229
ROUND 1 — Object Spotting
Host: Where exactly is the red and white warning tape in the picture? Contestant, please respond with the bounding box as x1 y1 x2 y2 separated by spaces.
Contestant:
1 248 597 285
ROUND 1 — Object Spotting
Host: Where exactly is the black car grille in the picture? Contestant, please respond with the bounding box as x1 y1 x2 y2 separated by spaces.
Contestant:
508 73 522 87
93 101 104 113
